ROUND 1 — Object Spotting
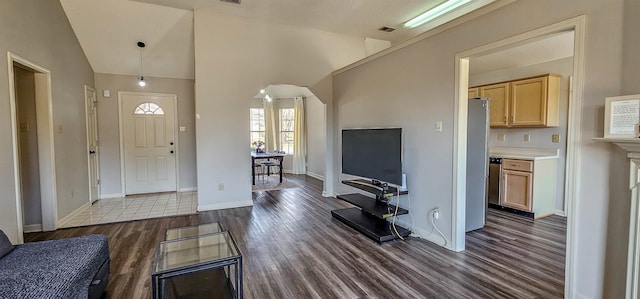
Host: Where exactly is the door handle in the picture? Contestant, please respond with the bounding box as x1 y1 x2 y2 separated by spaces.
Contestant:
170 142 174 146
170 150 174 154
89 150 96 155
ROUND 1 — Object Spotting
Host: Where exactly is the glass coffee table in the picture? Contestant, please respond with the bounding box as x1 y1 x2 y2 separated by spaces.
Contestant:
165 222 223 241
152 228 243 299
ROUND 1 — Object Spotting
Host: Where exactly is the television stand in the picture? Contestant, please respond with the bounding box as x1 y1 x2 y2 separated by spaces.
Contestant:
332 179 410 243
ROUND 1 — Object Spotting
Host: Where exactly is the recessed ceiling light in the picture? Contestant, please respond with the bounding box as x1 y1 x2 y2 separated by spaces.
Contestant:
220 0 240 4
378 26 396 32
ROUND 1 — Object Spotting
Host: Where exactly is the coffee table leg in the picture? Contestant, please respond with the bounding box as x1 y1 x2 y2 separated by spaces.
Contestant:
239 257 243 299
152 276 157 299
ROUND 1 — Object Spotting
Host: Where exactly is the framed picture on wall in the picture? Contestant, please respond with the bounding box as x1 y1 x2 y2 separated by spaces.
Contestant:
605 94 640 138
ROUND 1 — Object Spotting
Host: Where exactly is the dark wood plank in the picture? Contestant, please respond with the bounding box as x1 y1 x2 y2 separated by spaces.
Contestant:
25 175 566 298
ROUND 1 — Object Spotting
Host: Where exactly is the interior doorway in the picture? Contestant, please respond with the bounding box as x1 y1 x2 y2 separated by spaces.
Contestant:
454 16 586 297
8 52 58 243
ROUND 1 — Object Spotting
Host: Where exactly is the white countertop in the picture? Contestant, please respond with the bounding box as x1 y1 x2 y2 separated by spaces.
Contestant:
489 146 559 160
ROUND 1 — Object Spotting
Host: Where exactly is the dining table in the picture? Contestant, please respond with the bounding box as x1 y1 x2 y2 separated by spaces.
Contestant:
251 152 286 185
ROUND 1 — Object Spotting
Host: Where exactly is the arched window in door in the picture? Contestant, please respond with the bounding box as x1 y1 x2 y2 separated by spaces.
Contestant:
133 102 165 115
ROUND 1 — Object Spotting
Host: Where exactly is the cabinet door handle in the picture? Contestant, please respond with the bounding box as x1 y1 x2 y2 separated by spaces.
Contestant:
503 116 507 123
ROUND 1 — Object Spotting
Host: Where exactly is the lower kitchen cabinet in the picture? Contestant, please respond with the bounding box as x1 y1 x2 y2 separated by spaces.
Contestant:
500 158 557 219
502 169 533 211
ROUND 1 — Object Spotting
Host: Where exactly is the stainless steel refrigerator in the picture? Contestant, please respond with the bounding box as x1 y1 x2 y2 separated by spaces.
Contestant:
466 97 489 232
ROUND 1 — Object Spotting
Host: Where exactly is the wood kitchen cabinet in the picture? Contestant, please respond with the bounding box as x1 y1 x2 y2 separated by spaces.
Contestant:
479 83 510 128
468 87 479 99
500 158 556 219
502 169 533 211
510 75 559 127
472 74 560 128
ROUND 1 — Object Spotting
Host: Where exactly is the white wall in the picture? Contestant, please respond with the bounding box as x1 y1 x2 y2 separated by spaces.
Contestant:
333 0 628 297
94 73 197 195
471 57 573 212
0 0 95 243
193 10 366 210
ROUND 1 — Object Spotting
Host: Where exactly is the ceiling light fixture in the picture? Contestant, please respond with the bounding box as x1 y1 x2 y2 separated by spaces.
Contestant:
137 41 146 87
403 0 471 29
260 89 265 94
265 94 272 102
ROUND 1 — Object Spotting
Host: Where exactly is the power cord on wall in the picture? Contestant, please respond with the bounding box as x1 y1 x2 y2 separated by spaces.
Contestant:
431 208 447 247
391 188 403 240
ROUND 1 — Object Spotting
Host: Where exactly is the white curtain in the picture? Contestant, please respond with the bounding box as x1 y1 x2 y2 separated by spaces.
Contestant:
263 99 277 152
292 97 306 174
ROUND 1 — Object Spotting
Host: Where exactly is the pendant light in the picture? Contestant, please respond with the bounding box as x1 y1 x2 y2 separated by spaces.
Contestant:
137 41 146 87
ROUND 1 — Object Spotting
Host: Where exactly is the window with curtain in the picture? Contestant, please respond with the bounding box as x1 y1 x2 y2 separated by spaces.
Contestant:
250 108 265 146
279 108 295 154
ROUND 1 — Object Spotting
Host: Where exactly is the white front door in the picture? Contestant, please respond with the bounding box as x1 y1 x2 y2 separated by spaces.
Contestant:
85 86 100 202
121 93 177 195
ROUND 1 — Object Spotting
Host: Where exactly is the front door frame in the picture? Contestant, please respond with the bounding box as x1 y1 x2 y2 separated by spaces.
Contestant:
118 91 179 196
7 52 58 243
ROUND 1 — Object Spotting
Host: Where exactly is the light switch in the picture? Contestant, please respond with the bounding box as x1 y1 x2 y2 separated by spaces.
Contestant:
179 126 186 132
57 125 63 133
552 134 561 143
102 89 110 98
435 121 443 132
524 134 530 142
497 134 506 141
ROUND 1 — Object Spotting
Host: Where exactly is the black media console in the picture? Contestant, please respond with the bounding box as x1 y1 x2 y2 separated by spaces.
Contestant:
332 179 410 243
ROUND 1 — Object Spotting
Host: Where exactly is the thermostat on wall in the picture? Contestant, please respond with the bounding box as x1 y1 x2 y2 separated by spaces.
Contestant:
103 89 110 98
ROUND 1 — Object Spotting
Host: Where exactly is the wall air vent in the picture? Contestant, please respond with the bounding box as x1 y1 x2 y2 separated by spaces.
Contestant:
378 26 396 32
220 0 241 4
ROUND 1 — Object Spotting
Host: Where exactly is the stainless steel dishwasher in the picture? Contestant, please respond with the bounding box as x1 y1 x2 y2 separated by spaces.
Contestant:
488 157 502 205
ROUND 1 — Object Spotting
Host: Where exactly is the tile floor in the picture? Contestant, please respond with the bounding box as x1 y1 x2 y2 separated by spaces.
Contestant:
60 191 198 228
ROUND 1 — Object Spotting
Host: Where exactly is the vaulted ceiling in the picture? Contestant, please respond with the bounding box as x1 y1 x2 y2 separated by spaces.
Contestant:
60 0 511 80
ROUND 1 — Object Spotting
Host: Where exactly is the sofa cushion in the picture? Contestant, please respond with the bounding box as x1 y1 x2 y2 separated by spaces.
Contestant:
0 234 109 298
0 230 13 259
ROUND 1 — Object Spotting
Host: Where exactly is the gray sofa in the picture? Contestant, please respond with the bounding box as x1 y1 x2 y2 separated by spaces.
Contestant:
0 230 110 299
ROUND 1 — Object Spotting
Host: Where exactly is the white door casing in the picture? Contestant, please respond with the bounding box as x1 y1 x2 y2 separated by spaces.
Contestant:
85 86 100 203
119 92 178 195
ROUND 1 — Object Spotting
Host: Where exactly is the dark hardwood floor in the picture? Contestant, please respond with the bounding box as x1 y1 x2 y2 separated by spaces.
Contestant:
25 175 566 298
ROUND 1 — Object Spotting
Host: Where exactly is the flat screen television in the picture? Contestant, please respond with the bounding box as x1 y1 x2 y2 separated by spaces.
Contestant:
342 128 402 186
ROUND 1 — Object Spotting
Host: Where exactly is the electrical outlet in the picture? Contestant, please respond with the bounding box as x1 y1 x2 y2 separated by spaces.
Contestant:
524 133 530 142
497 134 506 141
218 183 224 191
552 134 561 143
435 121 443 132
433 207 440 220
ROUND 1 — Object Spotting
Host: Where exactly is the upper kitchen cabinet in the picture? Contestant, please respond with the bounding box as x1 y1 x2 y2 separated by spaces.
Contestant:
479 83 510 127
510 75 559 127
472 74 560 128
468 87 479 99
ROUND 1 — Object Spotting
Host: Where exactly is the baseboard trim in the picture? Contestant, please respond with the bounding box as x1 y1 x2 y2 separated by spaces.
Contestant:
57 201 92 227
23 224 43 233
178 187 197 192
100 193 123 199
555 209 567 217
306 171 325 181
394 218 453 251
321 191 336 198
198 200 253 212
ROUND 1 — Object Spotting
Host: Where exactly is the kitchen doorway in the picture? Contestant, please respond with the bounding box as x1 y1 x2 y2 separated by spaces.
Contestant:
453 16 586 297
